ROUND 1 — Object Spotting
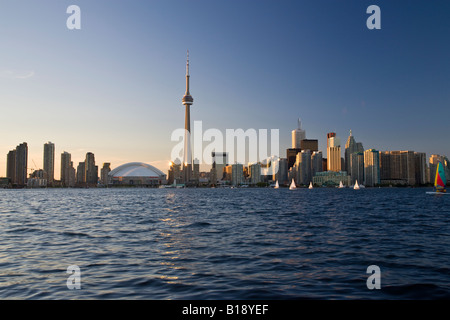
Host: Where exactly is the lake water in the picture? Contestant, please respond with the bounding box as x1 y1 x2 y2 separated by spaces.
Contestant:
0 187 449 299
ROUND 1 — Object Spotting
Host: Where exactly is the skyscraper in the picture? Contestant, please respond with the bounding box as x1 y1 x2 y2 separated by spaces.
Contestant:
61 151 72 187
311 151 323 178
101 163 111 186
85 152 98 185
350 152 364 185
211 152 228 184
43 142 55 185
6 150 16 184
364 149 380 187
344 131 357 173
15 143 28 187
297 150 312 185
76 162 86 185
182 50 194 183
292 118 306 149
327 133 341 172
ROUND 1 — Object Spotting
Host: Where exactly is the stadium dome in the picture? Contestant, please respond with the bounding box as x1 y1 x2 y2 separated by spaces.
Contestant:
109 162 166 186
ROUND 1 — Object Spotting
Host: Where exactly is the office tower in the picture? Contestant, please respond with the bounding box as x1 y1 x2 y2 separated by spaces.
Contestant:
297 150 312 185
249 163 262 185
85 152 98 185
350 152 364 185
231 164 244 186
76 162 86 185
300 139 318 152
6 150 16 183
286 148 302 169
193 158 200 182
364 149 380 187
14 143 28 186
61 152 72 187
311 151 323 178
292 118 306 149
182 51 194 183
211 152 228 184
272 158 288 185
414 152 427 185
344 130 357 173
168 158 182 185
43 142 55 185
101 163 111 186
327 133 341 172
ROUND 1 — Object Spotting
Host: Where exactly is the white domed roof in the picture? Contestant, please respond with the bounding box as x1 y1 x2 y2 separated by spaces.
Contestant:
109 162 165 178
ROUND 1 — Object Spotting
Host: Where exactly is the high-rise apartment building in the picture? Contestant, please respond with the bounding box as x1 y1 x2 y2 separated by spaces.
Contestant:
6 150 16 184
101 163 111 186
61 152 72 187
311 151 323 178
85 152 98 185
43 142 55 185
364 149 380 187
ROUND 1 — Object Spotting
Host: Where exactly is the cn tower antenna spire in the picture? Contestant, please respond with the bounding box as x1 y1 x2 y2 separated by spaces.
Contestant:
186 50 190 76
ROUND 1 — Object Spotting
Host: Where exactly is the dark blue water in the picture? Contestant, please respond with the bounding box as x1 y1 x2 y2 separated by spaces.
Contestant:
0 188 449 299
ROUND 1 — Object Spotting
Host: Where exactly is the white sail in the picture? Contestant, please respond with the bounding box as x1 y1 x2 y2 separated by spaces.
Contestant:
274 180 279 189
339 181 344 188
354 180 360 190
308 182 313 189
289 179 296 190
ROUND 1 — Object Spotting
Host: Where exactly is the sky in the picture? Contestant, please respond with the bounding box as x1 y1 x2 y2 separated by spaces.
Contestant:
1 0 449 179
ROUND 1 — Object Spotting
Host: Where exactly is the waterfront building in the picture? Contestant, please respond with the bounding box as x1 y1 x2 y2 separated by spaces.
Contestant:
364 149 380 187
101 163 111 186
414 152 427 185
249 163 262 185
380 151 416 186
61 152 72 187
292 118 306 149
76 162 86 185
296 150 312 185
272 158 288 185
327 133 341 172
210 152 228 184
311 151 323 177
11 143 28 187
43 142 55 185
168 158 182 185
231 164 244 186
6 150 16 184
345 130 364 173
350 152 364 185
85 152 98 186
313 171 350 187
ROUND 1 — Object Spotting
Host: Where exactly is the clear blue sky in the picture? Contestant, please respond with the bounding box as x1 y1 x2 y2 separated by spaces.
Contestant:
1 0 449 178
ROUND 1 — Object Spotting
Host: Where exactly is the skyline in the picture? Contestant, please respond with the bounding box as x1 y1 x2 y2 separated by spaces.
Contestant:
1 1 450 179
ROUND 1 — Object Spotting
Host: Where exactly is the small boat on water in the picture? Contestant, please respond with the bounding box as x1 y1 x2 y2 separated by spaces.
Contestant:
274 180 279 189
426 162 448 195
308 181 313 189
354 180 360 190
338 181 345 188
289 179 296 190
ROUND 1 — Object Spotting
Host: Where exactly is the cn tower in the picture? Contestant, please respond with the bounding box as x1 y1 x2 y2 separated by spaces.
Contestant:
182 50 194 183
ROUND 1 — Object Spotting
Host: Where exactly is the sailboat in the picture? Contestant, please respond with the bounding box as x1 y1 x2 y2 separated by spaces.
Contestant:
289 179 297 190
308 182 313 189
426 162 448 194
338 181 344 188
274 180 279 189
353 180 360 190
